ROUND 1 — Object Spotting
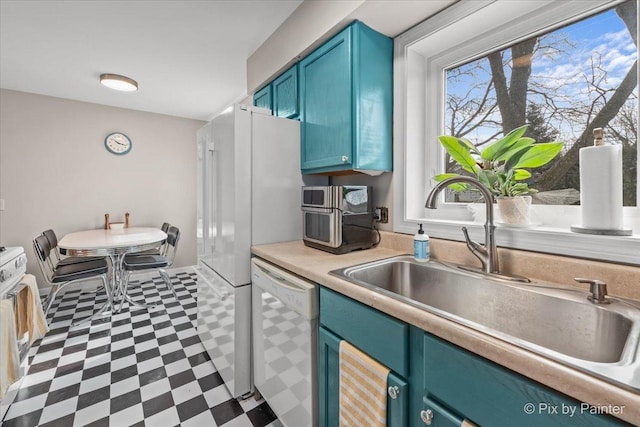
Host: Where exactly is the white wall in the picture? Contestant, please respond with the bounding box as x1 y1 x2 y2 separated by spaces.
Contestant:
0 89 204 287
246 0 456 94
247 0 364 93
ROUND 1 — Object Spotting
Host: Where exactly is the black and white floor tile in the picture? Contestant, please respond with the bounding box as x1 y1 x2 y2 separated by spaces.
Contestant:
1 271 280 427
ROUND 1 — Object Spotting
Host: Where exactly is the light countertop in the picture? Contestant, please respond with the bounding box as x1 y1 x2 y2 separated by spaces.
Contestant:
251 239 640 425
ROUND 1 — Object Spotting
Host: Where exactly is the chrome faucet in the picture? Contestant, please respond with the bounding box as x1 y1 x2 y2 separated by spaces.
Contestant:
425 176 499 274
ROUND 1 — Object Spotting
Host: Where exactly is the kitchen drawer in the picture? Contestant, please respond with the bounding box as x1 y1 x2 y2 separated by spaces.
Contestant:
320 287 409 377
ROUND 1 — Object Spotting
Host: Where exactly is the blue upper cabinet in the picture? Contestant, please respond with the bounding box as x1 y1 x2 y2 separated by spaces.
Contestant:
253 84 272 113
272 65 299 119
254 65 298 119
299 21 393 174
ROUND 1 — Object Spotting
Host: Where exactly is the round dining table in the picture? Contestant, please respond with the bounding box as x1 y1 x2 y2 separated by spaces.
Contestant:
58 227 167 317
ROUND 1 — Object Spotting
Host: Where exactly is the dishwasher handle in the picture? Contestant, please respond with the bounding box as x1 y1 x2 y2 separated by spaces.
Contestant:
251 258 318 319
255 263 312 293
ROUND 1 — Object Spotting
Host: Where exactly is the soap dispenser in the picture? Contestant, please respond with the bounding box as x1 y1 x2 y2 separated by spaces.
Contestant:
414 224 429 262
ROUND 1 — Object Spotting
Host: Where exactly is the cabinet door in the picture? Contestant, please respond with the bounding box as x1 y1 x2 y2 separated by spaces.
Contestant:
388 372 409 427
319 327 408 427
253 85 272 113
319 327 341 427
272 65 298 119
419 397 464 427
299 26 353 172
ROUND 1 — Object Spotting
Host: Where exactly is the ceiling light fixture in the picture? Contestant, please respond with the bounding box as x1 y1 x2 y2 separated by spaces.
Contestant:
100 73 138 92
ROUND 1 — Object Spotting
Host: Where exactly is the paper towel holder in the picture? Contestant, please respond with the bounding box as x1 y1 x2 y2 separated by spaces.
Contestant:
571 128 632 236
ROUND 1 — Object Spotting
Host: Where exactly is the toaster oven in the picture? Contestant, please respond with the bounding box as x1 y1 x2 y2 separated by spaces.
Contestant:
301 186 373 254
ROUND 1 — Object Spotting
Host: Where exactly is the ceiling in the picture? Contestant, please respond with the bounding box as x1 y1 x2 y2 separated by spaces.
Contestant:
0 0 302 121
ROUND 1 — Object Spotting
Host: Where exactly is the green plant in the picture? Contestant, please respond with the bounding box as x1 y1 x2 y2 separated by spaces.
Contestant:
434 125 563 197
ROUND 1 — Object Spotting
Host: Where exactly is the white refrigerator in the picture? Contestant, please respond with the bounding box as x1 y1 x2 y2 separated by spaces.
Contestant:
196 104 323 398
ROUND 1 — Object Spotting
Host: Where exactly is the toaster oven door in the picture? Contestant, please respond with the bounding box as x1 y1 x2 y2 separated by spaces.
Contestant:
301 186 337 209
302 208 341 248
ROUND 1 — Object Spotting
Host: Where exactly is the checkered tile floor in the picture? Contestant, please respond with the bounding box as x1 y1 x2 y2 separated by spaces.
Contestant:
1 270 280 427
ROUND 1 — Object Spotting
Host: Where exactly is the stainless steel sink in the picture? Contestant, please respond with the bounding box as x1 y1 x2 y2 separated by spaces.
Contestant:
331 256 640 391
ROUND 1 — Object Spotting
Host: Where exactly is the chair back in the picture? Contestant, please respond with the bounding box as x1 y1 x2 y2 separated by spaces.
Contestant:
157 223 171 255
165 226 181 267
33 235 54 283
42 229 62 262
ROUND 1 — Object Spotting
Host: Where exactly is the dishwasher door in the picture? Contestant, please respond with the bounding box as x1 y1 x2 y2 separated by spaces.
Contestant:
251 258 318 427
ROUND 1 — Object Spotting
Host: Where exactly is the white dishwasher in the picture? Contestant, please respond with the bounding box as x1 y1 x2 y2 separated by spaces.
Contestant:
251 258 318 427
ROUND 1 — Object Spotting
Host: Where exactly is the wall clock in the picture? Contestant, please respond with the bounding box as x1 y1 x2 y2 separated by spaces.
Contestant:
104 132 132 155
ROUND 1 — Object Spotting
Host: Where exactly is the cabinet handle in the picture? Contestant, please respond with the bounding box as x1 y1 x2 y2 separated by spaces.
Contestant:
420 409 434 425
387 386 399 399
341 155 349 162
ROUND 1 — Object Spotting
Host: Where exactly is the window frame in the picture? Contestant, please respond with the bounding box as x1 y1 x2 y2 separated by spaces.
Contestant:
393 0 640 265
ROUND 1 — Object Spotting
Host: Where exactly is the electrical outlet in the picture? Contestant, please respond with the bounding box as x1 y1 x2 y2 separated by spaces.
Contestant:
374 206 388 223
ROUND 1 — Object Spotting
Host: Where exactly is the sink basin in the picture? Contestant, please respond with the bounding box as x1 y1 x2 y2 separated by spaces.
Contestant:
331 256 640 390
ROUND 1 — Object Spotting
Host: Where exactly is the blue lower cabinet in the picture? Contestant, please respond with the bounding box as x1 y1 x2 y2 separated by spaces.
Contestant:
411 327 629 427
319 290 628 426
319 327 409 427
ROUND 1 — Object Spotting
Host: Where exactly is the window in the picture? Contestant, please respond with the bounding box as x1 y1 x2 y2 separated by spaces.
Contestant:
444 2 637 206
394 0 640 264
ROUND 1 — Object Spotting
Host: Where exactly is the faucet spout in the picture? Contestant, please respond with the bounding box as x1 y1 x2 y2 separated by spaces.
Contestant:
425 176 499 274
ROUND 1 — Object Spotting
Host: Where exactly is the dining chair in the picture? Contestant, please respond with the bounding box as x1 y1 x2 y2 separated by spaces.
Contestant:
42 229 105 267
135 222 171 257
118 226 181 311
33 235 111 325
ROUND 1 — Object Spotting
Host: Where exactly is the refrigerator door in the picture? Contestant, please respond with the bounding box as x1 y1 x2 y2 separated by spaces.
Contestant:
200 105 320 287
251 112 304 246
196 263 251 398
199 105 252 287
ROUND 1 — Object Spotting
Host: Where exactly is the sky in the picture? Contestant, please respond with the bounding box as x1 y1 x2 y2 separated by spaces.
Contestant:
445 2 638 147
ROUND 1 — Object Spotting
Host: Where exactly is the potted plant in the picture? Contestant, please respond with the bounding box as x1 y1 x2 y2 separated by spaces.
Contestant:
434 125 563 225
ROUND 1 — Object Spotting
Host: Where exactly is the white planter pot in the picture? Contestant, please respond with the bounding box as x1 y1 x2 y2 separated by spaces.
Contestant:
496 196 532 225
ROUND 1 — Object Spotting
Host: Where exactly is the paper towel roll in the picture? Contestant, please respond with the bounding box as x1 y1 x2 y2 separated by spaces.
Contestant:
579 144 623 229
